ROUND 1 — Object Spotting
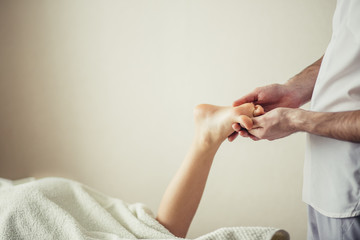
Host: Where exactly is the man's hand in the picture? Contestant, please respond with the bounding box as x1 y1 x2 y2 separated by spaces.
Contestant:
228 56 323 142
248 108 297 141
228 83 301 142
243 108 360 143
232 84 302 111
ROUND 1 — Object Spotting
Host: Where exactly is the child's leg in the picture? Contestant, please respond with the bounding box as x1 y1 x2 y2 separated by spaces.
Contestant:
156 103 263 238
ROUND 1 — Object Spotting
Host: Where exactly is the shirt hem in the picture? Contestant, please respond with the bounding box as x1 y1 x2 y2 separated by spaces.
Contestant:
304 200 360 218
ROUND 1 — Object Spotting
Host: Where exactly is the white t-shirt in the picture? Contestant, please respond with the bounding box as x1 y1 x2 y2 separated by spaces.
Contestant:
303 0 360 218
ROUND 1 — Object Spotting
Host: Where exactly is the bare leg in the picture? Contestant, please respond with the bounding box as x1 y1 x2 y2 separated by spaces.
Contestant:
156 103 263 238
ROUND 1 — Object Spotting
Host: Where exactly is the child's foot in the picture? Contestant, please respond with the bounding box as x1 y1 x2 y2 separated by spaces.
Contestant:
193 103 264 147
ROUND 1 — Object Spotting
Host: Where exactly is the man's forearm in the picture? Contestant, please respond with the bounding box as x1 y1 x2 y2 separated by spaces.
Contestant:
285 56 323 107
289 108 360 142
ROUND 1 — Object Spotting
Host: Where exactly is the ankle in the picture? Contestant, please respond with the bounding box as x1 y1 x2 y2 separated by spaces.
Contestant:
191 135 222 156
193 131 222 150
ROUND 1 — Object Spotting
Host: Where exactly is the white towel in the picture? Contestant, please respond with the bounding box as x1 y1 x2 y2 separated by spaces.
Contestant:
0 177 289 240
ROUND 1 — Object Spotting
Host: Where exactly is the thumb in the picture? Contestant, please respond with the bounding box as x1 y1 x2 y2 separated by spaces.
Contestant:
232 93 258 107
248 128 262 141
234 115 253 130
251 115 264 129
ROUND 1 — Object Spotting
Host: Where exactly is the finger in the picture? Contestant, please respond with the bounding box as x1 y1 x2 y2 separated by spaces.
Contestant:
239 129 260 140
260 103 282 112
253 105 265 116
248 128 263 141
237 115 253 130
227 131 239 142
232 93 258 107
249 135 261 141
251 116 263 129
239 129 250 138
232 123 241 132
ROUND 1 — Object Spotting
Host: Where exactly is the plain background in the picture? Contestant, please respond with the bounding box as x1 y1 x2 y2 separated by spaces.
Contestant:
0 0 336 239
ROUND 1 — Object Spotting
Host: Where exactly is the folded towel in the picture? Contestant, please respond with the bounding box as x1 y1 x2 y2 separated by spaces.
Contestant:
0 177 289 240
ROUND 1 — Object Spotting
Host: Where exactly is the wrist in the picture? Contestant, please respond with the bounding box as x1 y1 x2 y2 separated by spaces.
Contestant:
284 78 311 107
284 57 322 107
285 108 309 133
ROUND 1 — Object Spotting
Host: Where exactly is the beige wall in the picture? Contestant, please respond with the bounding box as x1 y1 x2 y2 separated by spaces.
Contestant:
0 0 335 239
